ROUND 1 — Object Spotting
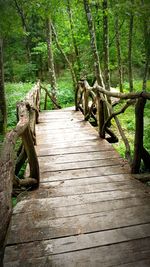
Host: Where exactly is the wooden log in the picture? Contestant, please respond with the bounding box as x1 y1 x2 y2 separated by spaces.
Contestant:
131 97 146 173
96 92 105 138
83 88 89 120
0 82 40 247
21 126 39 185
15 145 27 175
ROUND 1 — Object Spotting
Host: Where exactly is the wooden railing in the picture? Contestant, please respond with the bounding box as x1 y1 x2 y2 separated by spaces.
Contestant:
75 79 150 174
0 81 40 245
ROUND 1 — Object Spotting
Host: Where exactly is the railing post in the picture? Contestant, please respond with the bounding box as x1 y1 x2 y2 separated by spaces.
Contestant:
21 126 40 185
131 97 146 173
83 88 89 120
75 84 79 111
96 92 105 138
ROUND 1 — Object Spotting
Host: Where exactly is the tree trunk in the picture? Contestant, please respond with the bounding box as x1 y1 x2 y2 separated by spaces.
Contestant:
131 97 146 173
115 15 123 93
142 13 150 91
51 23 77 89
67 0 81 79
103 0 110 92
0 38 7 135
46 18 57 106
14 0 31 61
83 0 104 87
128 0 134 92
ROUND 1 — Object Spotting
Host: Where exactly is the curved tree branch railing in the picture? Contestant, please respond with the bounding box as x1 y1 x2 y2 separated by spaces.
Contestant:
75 79 150 174
0 81 40 246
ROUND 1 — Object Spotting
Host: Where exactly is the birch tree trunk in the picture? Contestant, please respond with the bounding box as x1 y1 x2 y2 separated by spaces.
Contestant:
128 0 134 92
0 38 7 135
103 0 110 91
46 18 57 105
115 15 123 93
83 0 104 87
67 0 81 79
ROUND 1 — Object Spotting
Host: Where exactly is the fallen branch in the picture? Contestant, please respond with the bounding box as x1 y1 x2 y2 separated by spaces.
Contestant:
102 99 135 135
41 85 61 109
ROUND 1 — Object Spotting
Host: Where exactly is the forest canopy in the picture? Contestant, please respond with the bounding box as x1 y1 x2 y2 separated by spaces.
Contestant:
0 0 149 84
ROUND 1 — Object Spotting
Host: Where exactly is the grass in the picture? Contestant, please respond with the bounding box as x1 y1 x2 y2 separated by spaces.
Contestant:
112 80 150 164
40 71 74 110
6 82 34 130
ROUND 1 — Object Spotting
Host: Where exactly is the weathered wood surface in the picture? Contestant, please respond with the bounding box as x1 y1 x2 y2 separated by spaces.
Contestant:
4 109 150 266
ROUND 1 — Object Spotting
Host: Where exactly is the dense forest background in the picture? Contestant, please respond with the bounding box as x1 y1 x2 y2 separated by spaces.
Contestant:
0 0 150 152
0 0 149 84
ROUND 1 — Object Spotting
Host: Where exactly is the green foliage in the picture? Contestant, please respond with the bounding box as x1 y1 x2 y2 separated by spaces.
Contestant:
5 82 33 130
12 197 17 207
41 71 74 109
112 81 150 162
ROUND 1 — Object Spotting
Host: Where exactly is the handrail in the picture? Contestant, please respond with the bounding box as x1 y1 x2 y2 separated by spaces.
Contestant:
75 79 150 174
0 81 40 246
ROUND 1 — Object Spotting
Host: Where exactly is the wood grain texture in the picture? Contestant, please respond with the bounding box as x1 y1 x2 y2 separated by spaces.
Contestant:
4 109 150 266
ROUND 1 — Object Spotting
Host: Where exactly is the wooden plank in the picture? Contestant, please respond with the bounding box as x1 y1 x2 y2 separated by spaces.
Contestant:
38 150 120 163
4 238 150 266
36 132 99 144
4 224 150 260
37 180 142 198
39 174 138 186
40 165 130 182
36 139 115 156
19 186 149 206
38 158 126 172
13 197 150 220
36 122 93 131
6 205 150 244
36 143 114 156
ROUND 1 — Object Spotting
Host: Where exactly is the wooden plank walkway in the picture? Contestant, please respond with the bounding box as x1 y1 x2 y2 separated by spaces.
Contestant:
4 109 150 267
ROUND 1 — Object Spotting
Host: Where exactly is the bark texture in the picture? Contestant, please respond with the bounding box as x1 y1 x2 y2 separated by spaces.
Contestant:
103 0 110 91
0 38 7 135
115 16 123 93
46 18 57 105
83 0 104 87
128 1 134 92
0 83 40 247
67 0 81 79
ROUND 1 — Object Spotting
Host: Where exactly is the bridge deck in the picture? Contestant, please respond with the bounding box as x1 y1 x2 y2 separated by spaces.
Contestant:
4 109 150 266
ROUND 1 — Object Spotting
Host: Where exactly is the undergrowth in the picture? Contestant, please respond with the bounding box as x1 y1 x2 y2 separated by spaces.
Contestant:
112 80 150 162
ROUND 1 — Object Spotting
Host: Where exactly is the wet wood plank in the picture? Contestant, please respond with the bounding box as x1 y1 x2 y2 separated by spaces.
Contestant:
38 150 120 163
4 109 150 266
13 196 150 216
4 239 150 267
4 225 150 263
6 204 150 244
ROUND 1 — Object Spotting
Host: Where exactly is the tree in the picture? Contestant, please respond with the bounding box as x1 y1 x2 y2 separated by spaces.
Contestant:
13 0 31 61
46 18 57 105
83 0 104 87
128 0 134 92
51 23 77 89
103 0 110 91
115 14 123 92
67 0 81 79
0 39 7 135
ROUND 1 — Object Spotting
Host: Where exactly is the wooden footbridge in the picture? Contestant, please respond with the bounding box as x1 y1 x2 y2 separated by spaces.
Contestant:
1 82 150 266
